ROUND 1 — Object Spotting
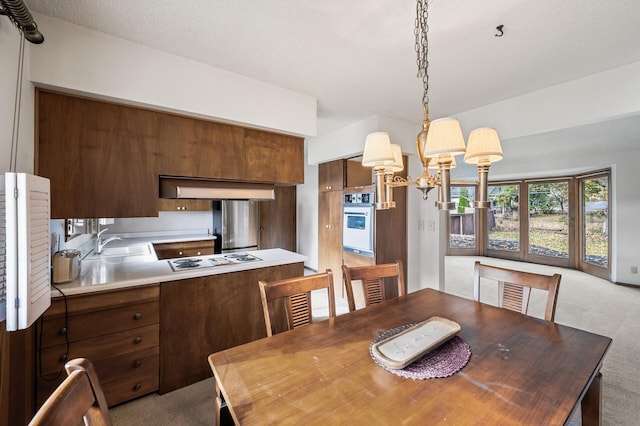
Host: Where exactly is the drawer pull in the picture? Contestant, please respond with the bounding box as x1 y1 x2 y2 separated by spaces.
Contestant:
58 354 68 363
134 312 142 320
133 383 142 391
134 337 143 344
58 327 67 336
132 359 142 368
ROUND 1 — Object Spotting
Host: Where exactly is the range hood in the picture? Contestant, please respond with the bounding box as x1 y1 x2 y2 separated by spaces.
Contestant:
160 177 275 200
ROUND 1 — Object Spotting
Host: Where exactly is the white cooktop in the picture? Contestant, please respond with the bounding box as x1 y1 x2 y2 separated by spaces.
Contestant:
167 253 262 272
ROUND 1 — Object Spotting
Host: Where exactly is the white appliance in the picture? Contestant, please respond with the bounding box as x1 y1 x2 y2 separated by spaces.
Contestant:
343 192 375 258
1 173 51 331
167 252 262 272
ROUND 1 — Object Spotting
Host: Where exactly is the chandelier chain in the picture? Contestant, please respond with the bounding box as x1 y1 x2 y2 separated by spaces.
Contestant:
415 0 429 108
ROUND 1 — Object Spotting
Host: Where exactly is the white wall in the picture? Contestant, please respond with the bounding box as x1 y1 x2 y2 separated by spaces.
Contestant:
29 14 316 138
296 142 319 270
456 61 640 140
1 24 35 175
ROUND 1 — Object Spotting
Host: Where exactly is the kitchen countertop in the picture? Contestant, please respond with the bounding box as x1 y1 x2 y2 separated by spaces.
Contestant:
52 246 308 297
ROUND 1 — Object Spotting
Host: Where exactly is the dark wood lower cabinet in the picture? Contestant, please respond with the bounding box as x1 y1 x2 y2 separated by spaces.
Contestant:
0 325 34 426
34 285 160 409
159 262 304 393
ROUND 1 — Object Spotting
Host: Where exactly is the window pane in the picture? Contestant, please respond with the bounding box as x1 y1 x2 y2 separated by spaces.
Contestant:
449 186 476 249
488 184 520 252
527 182 569 258
582 177 608 268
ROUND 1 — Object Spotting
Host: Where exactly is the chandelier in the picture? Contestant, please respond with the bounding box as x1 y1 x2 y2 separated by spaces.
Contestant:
362 0 503 210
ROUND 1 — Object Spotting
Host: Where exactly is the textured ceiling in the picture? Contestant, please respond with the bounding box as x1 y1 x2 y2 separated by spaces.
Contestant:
23 0 640 140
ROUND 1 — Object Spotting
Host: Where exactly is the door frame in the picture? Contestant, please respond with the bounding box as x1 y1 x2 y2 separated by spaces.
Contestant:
576 170 612 280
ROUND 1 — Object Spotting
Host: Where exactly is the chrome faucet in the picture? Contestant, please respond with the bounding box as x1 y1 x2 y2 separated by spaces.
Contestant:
96 228 122 255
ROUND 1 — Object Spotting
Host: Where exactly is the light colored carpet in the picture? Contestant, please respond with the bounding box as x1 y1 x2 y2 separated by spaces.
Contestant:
110 378 216 425
111 256 639 425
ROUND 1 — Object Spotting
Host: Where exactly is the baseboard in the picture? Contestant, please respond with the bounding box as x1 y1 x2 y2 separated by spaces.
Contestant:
615 281 640 288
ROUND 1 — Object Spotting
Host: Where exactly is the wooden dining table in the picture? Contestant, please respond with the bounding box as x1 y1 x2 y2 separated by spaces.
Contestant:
208 288 611 425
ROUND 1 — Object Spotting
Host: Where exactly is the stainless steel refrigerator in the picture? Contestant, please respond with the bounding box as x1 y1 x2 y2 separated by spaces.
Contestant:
212 200 259 253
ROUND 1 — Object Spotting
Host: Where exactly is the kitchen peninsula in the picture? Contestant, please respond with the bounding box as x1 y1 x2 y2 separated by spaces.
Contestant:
54 243 306 296
37 244 306 408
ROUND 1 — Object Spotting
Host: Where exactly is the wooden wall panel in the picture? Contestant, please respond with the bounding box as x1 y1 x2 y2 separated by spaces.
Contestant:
159 263 304 393
0 324 34 426
259 186 297 251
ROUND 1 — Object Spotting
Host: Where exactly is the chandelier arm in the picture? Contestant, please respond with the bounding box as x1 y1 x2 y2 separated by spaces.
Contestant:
387 175 413 188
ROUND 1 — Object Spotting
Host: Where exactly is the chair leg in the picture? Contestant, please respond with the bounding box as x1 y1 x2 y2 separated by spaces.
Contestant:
581 371 602 426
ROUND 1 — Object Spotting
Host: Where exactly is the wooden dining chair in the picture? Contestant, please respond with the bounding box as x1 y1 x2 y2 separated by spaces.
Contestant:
29 358 112 426
259 270 336 336
342 260 405 312
472 261 562 322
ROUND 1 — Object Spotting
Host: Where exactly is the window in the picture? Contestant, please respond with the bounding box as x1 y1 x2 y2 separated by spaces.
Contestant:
452 169 611 281
527 181 570 264
578 173 610 279
487 184 520 254
447 185 479 255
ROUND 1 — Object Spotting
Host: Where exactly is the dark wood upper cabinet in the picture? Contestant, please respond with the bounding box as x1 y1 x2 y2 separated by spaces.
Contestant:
244 130 304 184
318 159 344 192
35 90 304 218
345 158 373 188
155 115 247 180
36 91 159 218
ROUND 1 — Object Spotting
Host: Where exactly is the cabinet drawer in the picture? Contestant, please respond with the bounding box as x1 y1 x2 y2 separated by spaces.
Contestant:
158 199 211 212
154 247 182 260
182 247 214 257
153 240 215 260
39 324 159 375
44 284 160 318
36 346 159 407
39 301 159 348
103 369 159 406
93 346 159 384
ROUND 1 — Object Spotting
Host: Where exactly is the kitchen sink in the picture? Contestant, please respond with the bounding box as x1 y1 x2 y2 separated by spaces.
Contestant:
85 244 152 259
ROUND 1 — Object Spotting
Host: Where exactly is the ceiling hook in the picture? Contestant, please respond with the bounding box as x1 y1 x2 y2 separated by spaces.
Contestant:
495 25 504 37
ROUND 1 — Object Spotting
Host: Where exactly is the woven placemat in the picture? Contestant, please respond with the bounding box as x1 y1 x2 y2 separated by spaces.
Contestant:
369 323 471 379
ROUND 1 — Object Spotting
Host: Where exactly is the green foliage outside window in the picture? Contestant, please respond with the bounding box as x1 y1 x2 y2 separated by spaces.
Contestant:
458 187 470 213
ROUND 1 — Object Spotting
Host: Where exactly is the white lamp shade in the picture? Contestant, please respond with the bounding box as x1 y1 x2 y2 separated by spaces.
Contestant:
427 153 457 170
362 132 394 167
464 127 503 164
386 144 404 172
423 117 467 158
